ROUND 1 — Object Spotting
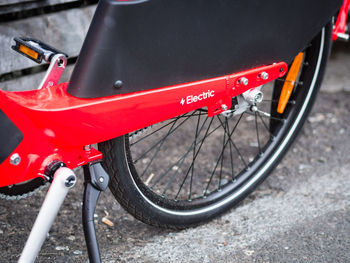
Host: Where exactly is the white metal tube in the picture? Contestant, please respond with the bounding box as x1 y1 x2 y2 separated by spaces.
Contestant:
19 167 76 263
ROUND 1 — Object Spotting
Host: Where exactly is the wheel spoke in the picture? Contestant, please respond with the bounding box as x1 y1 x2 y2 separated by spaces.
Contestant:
133 111 197 163
172 116 215 198
218 117 228 188
227 121 235 179
217 114 248 169
262 99 296 105
204 114 246 194
255 112 262 154
140 117 180 178
203 144 226 195
154 116 211 189
153 117 227 191
246 111 285 122
229 139 248 170
276 78 303 86
257 111 275 137
188 113 201 200
132 112 208 146
162 116 213 197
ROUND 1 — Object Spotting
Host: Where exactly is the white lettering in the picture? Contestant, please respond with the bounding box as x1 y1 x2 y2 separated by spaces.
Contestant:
181 90 215 105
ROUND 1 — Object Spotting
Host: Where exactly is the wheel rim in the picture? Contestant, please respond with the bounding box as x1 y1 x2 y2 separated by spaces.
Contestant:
123 28 325 215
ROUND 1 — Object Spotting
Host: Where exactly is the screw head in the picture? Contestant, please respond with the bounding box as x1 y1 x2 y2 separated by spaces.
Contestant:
10 153 21 166
65 175 76 188
250 105 258 112
260 72 269 80
83 145 91 151
254 92 263 103
238 77 249 86
113 80 123 89
57 59 64 67
221 104 228 111
99 177 104 183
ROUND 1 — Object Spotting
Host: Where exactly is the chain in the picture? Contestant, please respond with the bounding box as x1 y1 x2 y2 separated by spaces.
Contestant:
0 182 48 200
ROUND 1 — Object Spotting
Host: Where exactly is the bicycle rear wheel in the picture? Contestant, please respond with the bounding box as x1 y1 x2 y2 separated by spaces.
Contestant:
99 23 332 228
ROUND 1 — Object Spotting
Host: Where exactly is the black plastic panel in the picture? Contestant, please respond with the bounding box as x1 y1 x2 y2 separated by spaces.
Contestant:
0 109 23 165
68 0 342 98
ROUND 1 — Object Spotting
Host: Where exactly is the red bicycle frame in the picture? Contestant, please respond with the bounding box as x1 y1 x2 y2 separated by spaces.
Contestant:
333 0 350 40
1 0 349 186
1 0 348 262
0 61 287 186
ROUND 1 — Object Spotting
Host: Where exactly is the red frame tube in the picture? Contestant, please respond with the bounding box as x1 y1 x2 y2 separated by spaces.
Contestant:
333 0 350 40
0 62 287 187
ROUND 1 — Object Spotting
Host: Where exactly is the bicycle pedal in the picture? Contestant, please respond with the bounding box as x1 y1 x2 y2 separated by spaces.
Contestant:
11 37 68 64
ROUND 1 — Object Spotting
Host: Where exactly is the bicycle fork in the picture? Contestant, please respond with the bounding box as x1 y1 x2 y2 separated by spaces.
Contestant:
18 162 109 263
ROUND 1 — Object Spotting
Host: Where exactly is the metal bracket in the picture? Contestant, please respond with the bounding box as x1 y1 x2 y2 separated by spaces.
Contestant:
38 54 67 90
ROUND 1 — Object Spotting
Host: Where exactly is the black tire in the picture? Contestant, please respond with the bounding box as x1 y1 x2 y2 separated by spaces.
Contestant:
99 23 332 229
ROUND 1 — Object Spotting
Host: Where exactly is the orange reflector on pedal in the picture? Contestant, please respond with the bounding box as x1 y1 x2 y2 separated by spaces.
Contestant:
19 44 39 60
277 52 304 114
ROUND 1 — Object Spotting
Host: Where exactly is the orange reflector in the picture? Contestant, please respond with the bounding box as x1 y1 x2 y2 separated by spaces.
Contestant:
277 52 304 114
19 44 39 60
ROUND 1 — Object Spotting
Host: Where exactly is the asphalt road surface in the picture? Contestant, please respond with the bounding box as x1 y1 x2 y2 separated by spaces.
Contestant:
0 42 349 263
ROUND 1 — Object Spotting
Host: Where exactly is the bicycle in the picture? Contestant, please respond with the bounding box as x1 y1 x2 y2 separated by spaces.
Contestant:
0 0 348 262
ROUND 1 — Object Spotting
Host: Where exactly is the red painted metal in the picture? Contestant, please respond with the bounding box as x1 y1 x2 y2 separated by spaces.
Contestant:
0 62 287 187
333 0 350 40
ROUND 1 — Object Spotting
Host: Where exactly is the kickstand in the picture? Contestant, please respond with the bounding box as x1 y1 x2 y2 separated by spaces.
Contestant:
82 162 110 263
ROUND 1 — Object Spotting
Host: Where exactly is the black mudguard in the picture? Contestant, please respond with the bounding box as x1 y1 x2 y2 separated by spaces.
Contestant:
67 0 342 98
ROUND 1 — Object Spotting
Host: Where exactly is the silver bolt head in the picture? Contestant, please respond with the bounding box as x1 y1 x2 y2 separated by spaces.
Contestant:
65 175 77 188
99 177 104 183
221 104 228 111
83 145 92 151
251 105 258 112
254 92 263 103
260 72 269 80
239 77 249 86
10 153 21 166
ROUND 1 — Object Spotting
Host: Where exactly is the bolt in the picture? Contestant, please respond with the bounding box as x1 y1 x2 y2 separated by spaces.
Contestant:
238 77 248 86
113 80 123 89
65 175 76 187
221 104 228 111
250 105 258 112
83 145 91 151
57 59 64 67
279 67 284 72
254 92 263 103
99 177 104 183
260 72 269 80
10 153 21 166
